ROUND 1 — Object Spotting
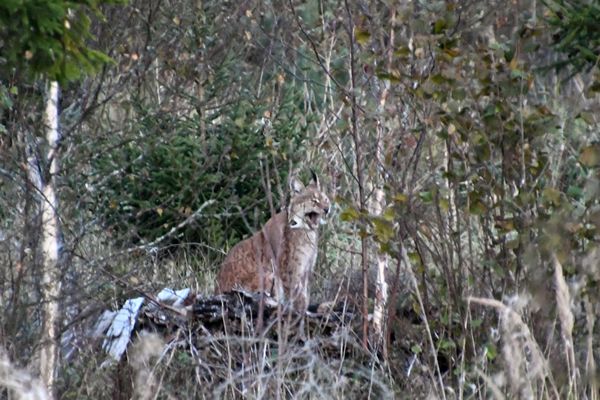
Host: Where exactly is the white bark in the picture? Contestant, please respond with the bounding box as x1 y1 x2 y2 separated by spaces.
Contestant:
370 9 395 351
370 187 388 349
31 81 63 398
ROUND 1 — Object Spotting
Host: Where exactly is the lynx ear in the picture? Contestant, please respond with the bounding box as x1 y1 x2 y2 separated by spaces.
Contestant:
310 169 320 188
289 176 305 194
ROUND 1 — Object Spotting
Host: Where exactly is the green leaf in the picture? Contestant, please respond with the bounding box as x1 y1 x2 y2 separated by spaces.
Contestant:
372 218 394 244
469 200 487 215
382 207 395 222
443 48 460 58
542 187 562 206
355 28 370 45
439 197 449 212
495 218 515 232
376 71 402 83
567 185 583 200
470 318 483 328
510 68 527 79
439 338 455 350
485 343 497 361
408 252 420 265
0 86 13 109
393 193 408 203
451 88 466 100
580 145 600 167
394 47 410 57
419 191 433 203
430 74 447 85
340 206 361 222
433 19 447 34
234 117 245 128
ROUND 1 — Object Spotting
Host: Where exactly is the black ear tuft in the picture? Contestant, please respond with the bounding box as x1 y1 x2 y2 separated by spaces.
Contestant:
310 169 319 188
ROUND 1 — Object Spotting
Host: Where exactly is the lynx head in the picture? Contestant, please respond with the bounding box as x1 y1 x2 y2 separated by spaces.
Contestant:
287 171 330 230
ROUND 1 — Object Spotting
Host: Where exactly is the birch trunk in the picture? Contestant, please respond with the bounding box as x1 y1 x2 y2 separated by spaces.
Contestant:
369 8 395 352
29 81 63 398
370 187 388 354
369 119 389 354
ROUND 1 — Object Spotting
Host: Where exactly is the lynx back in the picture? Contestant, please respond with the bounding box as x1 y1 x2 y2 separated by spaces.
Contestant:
216 172 330 312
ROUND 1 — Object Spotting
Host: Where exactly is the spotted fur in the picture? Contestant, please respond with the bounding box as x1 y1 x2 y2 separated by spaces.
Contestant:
216 173 330 312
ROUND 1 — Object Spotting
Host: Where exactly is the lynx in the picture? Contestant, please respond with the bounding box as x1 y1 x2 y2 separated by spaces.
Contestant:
216 172 330 311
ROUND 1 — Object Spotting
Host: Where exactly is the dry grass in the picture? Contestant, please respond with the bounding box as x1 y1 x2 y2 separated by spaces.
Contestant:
466 251 598 400
0 349 48 400
3 214 599 400
115 324 395 399
45 236 599 399
469 295 558 399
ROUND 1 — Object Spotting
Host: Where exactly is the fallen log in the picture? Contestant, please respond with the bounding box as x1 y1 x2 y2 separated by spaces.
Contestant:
92 288 357 365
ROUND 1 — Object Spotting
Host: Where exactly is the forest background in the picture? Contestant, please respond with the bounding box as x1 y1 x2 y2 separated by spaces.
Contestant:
1 0 600 398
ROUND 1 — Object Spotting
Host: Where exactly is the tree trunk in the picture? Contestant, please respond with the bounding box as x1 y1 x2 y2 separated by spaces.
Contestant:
370 188 388 355
29 81 63 398
343 0 370 349
370 8 395 354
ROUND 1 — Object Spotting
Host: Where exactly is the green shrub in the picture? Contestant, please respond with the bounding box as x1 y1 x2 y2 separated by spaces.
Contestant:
89 92 307 254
